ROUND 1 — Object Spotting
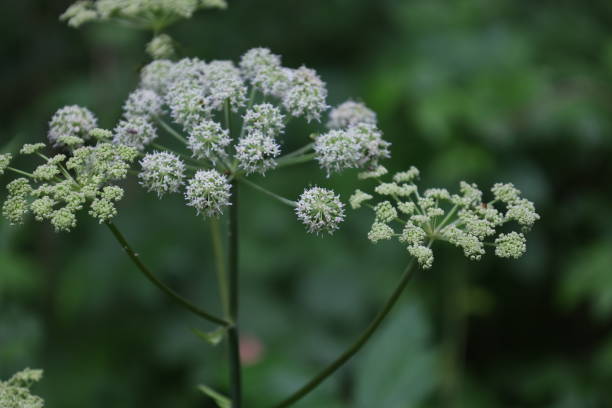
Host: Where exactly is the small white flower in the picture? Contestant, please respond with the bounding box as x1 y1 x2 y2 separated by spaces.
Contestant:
187 120 231 162
358 165 388 180
368 222 394 243
393 167 420 183
140 59 174 95
295 187 345 235
491 182 521 204
48 105 98 146
327 100 377 129
239 47 290 97
185 169 232 217
235 131 281 175
0 153 11 176
202 60 248 111
139 151 186 198
495 232 527 259
283 66 328 122
505 198 540 229
166 80 211 130
113 116 158 150
242 103 285 137
123 88 164 119
399 222 426 246
349 189 373 209
314 129 361 176
146 34 175 59
374 201 397 223
349 123 391 167
407 245 434 269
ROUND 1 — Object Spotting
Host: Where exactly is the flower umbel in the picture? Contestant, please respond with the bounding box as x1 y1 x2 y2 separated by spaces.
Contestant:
353 166 539 269
295 187 345 235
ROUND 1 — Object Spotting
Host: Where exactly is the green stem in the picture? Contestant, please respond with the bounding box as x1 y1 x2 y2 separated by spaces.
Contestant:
105 222 230 327
6 167 35 178
240 178 296 207
276 153 316 169
156 117 187 144
239 87 258 139
227 179 242 407
279 142 314 160
272 259 418 408
210 218 230 317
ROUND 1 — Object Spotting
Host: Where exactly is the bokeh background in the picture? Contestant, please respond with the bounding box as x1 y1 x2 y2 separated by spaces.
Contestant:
2 0 612 407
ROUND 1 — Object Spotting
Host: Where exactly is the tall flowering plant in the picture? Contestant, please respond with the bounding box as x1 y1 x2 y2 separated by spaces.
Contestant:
0 2 539 407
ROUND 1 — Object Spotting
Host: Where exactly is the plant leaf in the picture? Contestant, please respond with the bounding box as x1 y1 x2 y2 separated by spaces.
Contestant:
192 326 226 346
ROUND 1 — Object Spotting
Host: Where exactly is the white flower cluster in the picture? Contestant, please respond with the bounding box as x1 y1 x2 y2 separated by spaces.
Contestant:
60 0 227 29
351 167 539 269
327 100 377 130
315 123 390 176
187 120 231 163
139 151 186 197
185 169 232 217
0 368 44 408
1 126 138 231
48 105 98 147
0 153 11 176
295 187 345 235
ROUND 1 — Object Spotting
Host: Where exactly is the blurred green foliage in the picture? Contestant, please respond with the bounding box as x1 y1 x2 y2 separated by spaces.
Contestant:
2 0 612 407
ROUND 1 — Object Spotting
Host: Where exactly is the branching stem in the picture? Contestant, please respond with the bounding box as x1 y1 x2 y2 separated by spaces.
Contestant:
105 222 230 327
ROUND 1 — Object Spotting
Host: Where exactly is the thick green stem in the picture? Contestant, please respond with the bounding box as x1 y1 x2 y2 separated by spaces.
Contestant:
227 179 242 407
272 259 417 408
210 217 230 317
105 222 230 327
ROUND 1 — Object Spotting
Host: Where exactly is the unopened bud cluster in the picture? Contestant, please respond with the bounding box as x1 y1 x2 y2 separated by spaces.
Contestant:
351 166 540 269
0 368 44 408
1 107 138 232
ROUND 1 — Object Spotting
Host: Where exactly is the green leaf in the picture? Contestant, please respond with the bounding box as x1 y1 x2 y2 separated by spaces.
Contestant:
198 385 231 408
354 302 438 408
192 326 226 346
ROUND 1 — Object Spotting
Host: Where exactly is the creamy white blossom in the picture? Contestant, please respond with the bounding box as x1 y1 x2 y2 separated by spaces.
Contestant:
187 120 231 162
113 116 158 150
295 187 345 235
185 169 231 217
314 129 361 176
495 232 527 258
123 88 164 119
202 60 248 111
283 66 328 122
48 105 98 146
147 33 174 59
166 81 211 129
0 153 11 176
140 59 174 95
242 103 285 137
0 368 44 408
327 100 377 130
353 165 539 269
139 151 186 198
235 131 281 175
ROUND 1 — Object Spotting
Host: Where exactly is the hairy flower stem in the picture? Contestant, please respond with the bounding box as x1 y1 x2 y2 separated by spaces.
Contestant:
105 222 230 327
273 258 417 408
227 179 242 408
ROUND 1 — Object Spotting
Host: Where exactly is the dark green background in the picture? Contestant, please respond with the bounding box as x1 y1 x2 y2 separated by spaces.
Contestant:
2 0 612 407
